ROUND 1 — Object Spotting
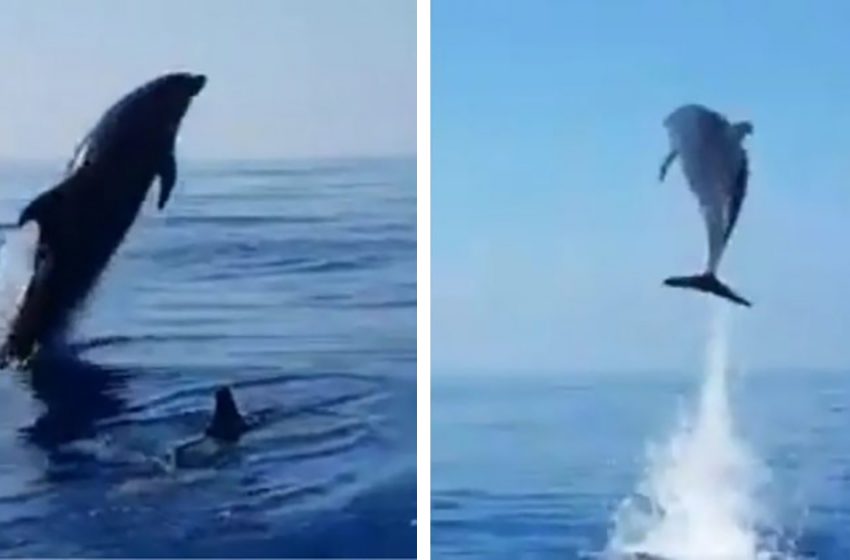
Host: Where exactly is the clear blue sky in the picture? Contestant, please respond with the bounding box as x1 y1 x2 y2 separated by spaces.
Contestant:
433 0 850 373
0 0 415 160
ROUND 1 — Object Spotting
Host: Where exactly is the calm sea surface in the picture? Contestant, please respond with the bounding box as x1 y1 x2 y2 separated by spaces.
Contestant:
0 157 416 558
433 370 850 560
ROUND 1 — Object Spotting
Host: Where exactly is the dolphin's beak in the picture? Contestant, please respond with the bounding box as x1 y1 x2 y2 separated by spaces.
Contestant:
188 74 207 96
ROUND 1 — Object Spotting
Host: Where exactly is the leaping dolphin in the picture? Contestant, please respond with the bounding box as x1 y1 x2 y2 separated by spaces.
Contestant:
659 104 753 307
1 72 207 366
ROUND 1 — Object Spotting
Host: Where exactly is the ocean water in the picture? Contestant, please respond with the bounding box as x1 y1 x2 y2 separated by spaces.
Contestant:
433 318 850 559
0 157 416 558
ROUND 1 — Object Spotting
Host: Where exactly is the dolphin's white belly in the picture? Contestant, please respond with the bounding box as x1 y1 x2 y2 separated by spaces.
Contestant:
0 223 40 340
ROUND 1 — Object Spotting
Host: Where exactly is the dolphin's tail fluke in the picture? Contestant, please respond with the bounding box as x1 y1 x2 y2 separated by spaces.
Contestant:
663 273 752 307
206 386 248 442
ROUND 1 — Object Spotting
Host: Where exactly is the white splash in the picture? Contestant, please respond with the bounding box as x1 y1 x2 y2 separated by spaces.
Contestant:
608 305 783 560
0 222 40 341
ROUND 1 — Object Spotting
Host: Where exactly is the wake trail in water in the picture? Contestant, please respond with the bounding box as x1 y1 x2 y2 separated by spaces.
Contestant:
608 304 790 560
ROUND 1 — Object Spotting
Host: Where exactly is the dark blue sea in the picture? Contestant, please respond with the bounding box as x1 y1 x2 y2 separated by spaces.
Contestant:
432 366 850 560
0 157 416 558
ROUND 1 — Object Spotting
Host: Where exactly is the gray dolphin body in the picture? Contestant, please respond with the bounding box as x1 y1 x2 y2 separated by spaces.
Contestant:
659 104 753 307
1 73 206 365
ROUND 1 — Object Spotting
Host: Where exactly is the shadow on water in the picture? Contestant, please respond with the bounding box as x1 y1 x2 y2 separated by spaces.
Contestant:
18 346 129 449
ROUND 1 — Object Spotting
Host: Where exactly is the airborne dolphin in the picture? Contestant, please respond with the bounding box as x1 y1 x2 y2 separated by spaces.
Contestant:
659 104 753 307
1 72 206 365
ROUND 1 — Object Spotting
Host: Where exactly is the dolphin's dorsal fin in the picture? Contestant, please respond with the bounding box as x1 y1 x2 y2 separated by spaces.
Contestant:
17 182 74 254
18 189 60 229
157 153 177 210
724 153 749 243
206 387 248 443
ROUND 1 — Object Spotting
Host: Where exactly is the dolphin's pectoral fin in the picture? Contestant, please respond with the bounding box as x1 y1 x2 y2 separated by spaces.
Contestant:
157 153 177 210
659 150 677 182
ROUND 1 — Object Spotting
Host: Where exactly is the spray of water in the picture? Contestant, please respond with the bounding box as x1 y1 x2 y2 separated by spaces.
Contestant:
0 222 40 342
608 304 784 560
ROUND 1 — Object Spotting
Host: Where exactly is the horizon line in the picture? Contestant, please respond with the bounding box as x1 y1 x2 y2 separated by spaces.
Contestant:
431 367 850 378
0 152 417 165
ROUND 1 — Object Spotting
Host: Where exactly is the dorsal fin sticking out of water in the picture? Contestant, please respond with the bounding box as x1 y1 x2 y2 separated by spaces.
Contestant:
206 387 248 443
